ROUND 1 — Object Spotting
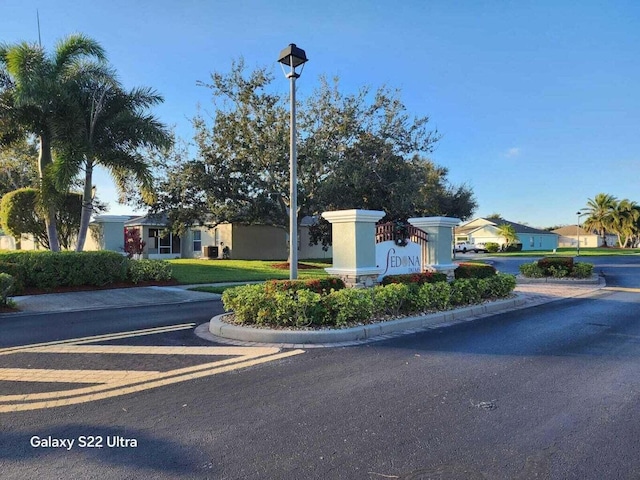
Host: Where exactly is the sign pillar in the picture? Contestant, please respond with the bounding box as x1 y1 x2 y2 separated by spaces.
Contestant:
408 216 460 280
322 209 386 287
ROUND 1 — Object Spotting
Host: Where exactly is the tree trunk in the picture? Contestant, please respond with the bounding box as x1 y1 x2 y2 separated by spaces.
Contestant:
38 134 60 252
75 159 94 252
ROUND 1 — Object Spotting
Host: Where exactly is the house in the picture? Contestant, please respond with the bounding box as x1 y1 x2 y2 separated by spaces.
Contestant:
122 213 332 260
551 225 617 248
15 215 136 252
456 217 559 251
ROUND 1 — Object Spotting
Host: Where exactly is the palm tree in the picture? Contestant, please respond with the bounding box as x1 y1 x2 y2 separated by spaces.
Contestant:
55 71 171 251
0 34 105 251
496 223 519 250
610 199 640 248
583 193 617 247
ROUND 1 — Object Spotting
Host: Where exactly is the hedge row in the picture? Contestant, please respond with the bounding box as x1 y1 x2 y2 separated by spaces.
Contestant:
222 273 517 328
519 257 593 279
0 251 173 292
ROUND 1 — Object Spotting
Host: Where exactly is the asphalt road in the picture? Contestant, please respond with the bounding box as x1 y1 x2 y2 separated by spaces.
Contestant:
1 257 640 479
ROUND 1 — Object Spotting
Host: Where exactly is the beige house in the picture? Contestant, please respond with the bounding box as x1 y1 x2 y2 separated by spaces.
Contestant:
123 213 332 260
15 215 134 252
551 225 617 248
9 212 332 260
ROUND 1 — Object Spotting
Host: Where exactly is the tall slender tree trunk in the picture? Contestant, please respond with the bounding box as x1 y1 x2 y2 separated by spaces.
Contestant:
75 159 94 251
38 134 60 252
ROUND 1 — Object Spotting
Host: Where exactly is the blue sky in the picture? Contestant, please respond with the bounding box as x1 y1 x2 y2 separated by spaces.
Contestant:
2 0 639 228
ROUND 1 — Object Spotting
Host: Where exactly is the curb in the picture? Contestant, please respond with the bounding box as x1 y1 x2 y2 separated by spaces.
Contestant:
515 274 603 285
209 295 528 345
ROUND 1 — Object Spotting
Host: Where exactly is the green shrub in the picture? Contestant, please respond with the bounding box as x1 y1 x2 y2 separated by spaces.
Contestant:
0 251 129 290
484 274 517 297
519 262 545 278
128 259 173 283
222 284 268 325
372 283 411 317
454 263 496 279
0 261 26 293
537 256 574 275
485 242 500 253
0 273 15 304
381 271 447 285
450 279 481 305
323 288 374 326
572 262 594 278
548 265 570 278
270 289 325 327
504 243 523 252
413 281 451 311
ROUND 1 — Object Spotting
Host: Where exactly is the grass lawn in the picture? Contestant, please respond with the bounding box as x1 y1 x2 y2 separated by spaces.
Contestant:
168 259 330 284
488 247 640 257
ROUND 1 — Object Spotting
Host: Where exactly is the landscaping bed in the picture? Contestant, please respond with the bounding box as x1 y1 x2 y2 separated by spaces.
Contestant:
221 272 517 330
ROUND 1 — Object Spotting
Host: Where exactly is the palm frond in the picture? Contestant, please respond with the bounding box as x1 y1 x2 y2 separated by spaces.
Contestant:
54 34 106 74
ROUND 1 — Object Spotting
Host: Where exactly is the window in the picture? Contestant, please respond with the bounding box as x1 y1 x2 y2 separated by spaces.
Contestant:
157 231 181 255
193 230 202 252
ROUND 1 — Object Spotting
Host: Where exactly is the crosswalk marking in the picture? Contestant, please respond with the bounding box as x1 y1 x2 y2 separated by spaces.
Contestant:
0 324 304 412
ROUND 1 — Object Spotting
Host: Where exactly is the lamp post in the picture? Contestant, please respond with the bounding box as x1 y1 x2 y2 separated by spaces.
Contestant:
576 210 587 256
278 43 308 280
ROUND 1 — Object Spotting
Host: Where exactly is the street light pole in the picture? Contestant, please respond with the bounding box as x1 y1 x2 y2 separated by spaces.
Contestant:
576 210 587 256
278 44 308 280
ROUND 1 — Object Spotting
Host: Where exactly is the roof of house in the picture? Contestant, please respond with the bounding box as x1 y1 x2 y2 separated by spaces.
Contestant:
459 217 557 236
124 213 169 227
551 225 593 236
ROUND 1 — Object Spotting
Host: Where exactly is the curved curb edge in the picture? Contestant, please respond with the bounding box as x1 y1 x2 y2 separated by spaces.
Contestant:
208 294 529 345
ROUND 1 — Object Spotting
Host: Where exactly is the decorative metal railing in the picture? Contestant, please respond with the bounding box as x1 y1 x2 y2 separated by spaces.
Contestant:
375 221 430 269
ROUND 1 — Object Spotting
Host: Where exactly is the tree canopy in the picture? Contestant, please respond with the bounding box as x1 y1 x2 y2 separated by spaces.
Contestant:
583 193 640 248
154 61 476 243
0 34 106 251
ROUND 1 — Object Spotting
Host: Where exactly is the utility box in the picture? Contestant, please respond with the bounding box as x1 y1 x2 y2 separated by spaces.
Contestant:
204 245 219 259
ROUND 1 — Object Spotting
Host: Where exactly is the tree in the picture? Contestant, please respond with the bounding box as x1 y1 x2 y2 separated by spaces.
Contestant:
0 34 106 251
54 69 171 251
156 62 475 243
0 136 39 197
609 199 640 248
496 223 519 249
0 187 82 250
583 193 617 247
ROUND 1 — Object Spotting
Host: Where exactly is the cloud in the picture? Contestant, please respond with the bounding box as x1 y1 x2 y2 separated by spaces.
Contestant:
505 147 521 158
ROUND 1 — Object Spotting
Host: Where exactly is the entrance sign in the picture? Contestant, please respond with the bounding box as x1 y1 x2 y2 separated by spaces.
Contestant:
323 210 460 286
375 221 428 281
376 241 422 279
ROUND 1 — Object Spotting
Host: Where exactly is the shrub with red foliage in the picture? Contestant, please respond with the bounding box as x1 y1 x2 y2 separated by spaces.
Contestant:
265 277 346 295
454 263 496 279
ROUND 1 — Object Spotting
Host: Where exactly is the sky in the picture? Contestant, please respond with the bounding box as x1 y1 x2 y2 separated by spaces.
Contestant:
2 0 639 228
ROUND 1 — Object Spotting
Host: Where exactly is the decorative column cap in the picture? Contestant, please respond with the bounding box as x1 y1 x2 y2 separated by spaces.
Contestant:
322 209 386 224
408 216 461 228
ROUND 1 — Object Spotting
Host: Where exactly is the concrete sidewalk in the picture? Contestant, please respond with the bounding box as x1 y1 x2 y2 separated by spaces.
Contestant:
7 283 225 314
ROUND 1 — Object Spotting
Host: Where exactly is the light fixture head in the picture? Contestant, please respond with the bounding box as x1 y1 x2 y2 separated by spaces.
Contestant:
278 43 308 75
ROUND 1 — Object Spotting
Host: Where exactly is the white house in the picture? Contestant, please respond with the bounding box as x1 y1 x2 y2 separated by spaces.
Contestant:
551 225 617 248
